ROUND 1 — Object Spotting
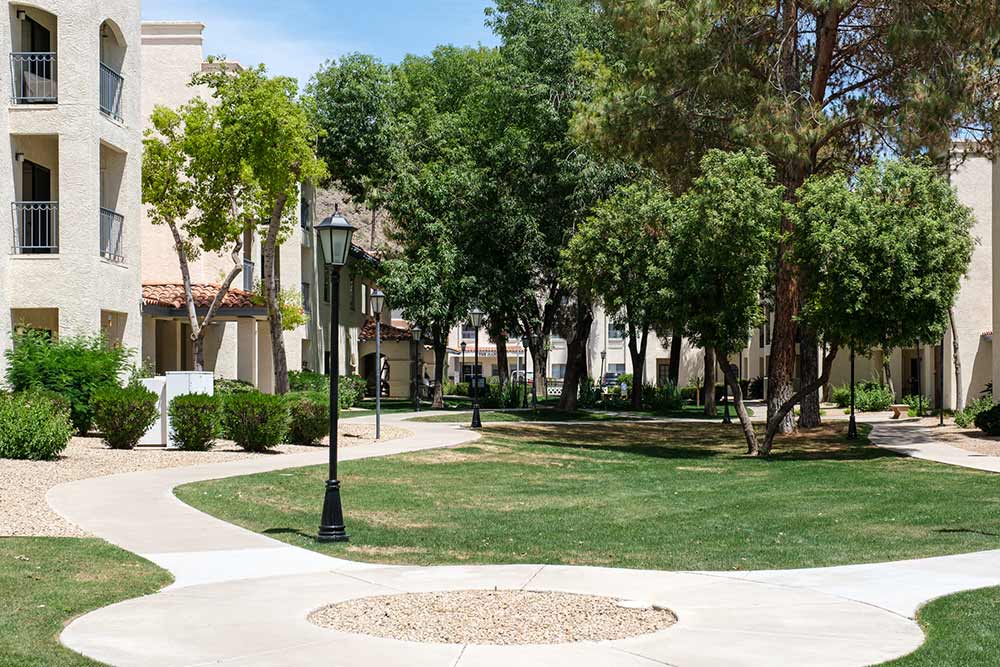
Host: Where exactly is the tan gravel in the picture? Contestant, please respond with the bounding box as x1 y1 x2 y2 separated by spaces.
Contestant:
309 590 676 645
924 419 1000 456
0 423 409 538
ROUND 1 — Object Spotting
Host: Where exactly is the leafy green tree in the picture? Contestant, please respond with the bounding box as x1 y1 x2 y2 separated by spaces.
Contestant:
660 150 783 451
564 179 674 409
577 1 1000 431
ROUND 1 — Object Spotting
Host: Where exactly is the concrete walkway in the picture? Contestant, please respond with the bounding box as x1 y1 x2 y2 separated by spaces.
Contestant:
50 413 1000 666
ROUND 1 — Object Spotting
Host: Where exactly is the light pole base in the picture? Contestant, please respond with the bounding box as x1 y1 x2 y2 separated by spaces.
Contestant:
471 404 482 429
317 479 349 543
847 414 858 440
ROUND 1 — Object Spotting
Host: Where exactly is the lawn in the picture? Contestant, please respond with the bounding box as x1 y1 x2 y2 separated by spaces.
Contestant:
176 421 1000 571
409 408 639 423
884 586 1000 666
346 396 473 418
0 537 171 667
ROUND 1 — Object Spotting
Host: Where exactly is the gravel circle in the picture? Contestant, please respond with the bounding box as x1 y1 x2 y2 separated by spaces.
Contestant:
1 423 409 538
309 589 676 645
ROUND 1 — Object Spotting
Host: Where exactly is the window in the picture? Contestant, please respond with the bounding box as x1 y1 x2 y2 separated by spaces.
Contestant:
608 322 624 340
300 195 311 230
461 324 476 339
301 282 311 313
462 364 482 382
551 363 566 379
608 363 626 376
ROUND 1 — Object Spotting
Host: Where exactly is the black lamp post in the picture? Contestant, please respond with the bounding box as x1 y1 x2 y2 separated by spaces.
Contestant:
847 347 858 440
412 325 422 413
314 210 356 543
521 335 529 409
530 335 539 407
370 289 385 441
939 337 945 426
916 340 923 418
470 307 484 428
721 358 732 424
460 341 467 386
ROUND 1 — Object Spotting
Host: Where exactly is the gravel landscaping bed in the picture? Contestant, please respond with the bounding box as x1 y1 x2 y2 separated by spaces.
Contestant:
309 590 676 644
1 423 409 538
929 421 1000 457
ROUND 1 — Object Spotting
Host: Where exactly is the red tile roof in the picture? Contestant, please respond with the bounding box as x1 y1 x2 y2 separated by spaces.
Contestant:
142 284 258 310
359 316 413 343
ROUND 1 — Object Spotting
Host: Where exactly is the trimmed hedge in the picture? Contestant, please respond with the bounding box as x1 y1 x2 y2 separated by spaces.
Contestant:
289 372 366 410
286 392 330 446
215 378 258 397
0 391 74 460
222 393 289 452
91 385 159 450
169 394 221 451
974 404 1000 436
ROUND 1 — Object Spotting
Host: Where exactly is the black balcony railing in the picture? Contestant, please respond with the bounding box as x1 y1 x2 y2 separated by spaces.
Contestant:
100 207 124 262
100 63 123 120
10 52 57 103
12 202 58 254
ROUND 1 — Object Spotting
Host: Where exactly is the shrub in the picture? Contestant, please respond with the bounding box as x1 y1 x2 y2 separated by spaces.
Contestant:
4 330 131 434
974 403 1000 436
578 378 600 408
169 394 220 451
650 382 684 413
288 370 328 393
747 376 765 400
831 385 852 408
902 394 933 417
955 396 993 429
339 374 367 409
222 393 289 452
0 392 74 460
91 384 160 450
855 384 893 412
215 378 258 397
680 385 699 403
285 391 330 446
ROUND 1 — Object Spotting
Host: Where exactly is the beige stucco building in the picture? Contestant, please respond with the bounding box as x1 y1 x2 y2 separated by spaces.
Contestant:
0 0 143 372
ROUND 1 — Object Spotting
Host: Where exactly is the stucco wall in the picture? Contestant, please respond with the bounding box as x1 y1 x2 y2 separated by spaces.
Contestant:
0 0 143 380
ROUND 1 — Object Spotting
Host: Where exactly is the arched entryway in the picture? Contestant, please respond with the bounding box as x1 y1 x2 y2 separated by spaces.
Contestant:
362 351 389 397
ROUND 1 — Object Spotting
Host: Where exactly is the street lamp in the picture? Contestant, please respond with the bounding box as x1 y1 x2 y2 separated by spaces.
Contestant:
521 335 529 409
369 289 385 441
412 324 422 413
847 347 858 440
314 209 356 543
460 341 467 386
470 307 484 428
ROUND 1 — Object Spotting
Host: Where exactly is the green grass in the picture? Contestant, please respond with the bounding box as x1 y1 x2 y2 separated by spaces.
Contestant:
883 586 1000 666
0 537 171 666
346 396 474 418
177 421 1000 572
409 409 638 423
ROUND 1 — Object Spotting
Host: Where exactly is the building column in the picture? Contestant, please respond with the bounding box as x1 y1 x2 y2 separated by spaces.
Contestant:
256 320 274 394
237 318 257 386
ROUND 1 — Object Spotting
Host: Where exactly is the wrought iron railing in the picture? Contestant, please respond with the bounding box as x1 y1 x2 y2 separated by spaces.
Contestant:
99 62 123 120
12 202 58 254
10 52 56 103
100 207 124 262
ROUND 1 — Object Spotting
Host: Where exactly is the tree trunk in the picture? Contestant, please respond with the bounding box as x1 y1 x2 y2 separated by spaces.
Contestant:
703 347 716 416
950 308 964 411
496 334 510 384
669 328 682 386
628 324 649 410
533 345 549 403
432 337 447 409
718 349 759 455
558 301 594 412
798 328 821 428
882 348 895 396
262 190 293 394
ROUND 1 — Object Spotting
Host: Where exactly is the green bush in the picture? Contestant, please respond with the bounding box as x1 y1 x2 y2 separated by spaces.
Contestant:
288 370 328 393
481 378 526 409
169 394 220 451
577 378 600 408
747 376 765 400
339 374 367 409
855 384 893 412
650 382 684 413
831 385 852 408
4 330 131 434
215 378 258 397
0 391 74 460
974 403 1000 436
285 392 330 446
222 393 289 452
91 385 160 450
680 385 699 403
954 396 993 429
902 394 933 417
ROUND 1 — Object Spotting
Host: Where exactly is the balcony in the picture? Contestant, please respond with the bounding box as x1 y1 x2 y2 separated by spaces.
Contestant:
100 207 124 262
10 52 57 104
12 202 58 254
99 63 123 121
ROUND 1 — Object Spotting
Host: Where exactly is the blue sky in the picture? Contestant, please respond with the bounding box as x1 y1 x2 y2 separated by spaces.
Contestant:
142 0 500 85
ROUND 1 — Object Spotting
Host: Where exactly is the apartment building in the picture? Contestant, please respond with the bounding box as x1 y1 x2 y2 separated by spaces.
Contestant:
742 149 995 410
0 0 142 373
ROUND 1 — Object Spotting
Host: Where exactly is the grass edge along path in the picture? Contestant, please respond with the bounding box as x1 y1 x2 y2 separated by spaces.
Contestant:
176 421 1000 572
0 537 172 667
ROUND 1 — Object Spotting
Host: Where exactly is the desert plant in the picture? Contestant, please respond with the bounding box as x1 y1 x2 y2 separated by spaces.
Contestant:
169 394 221 451
0 391 74 460
650 382 684 413
91 384 160 450
285 391 330 446
222 393 289 452
4 329 131 434
954 396 993 429
902 394 934 417
974 403 1000 436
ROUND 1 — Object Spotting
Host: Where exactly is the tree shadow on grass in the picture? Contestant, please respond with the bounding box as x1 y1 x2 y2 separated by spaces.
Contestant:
262 527 316 540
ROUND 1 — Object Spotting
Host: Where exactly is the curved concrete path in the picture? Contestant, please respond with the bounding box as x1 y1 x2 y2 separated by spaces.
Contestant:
49 413 1000 666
